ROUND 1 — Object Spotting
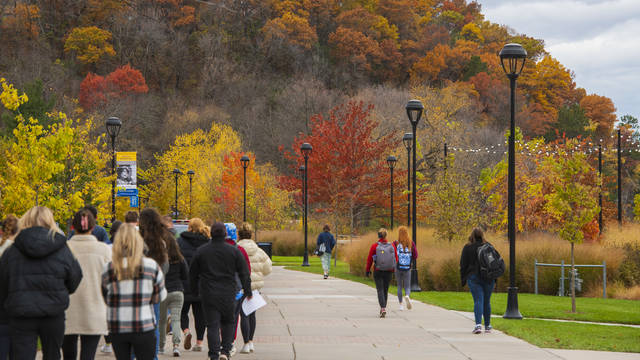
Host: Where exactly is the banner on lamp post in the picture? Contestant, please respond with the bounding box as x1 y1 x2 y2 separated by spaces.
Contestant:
116 152 137 193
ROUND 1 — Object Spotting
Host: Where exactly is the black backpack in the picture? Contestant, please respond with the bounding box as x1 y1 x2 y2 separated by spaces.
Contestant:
477 243 505 281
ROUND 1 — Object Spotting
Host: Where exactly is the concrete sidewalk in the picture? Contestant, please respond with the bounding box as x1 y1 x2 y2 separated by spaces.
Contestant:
85 266 638 360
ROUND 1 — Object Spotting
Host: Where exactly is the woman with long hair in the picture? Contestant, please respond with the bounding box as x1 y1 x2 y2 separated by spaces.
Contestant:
237 222 272 354
102 224 167 359
63 209 112 360
460 227 498 334
139 208 170 358
394 226 417 311
158 235 188 356
0 206 83 360
0 214 18 360
177 218 210 351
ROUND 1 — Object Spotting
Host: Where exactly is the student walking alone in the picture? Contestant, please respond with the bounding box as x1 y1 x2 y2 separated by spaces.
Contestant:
63 209 112 360
460 228 499 334
102 224 167 359
365 228 396 318
0 206 83 360
394 226 417 311
316 224 336 279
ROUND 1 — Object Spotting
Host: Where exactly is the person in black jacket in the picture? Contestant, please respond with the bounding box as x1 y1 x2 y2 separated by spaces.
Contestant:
158 235 188 356
177 218 210 351
459 227 497 334
0 206 83 360
190 222 251 360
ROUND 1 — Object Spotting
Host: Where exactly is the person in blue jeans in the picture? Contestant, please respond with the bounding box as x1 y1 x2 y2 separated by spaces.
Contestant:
459 228 497 334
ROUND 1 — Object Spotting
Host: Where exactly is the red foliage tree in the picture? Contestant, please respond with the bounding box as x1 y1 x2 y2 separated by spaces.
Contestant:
282 101 398 233
78 72 106 110
78 64 148 110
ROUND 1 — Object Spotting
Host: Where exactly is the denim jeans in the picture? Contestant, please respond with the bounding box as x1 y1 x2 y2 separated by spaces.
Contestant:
467 274 495 326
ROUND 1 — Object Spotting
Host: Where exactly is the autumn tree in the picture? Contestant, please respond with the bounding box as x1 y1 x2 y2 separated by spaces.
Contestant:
78 65 149 111
542 139 600 312
283 101 397 235
580 94 617 139
64 26 116 65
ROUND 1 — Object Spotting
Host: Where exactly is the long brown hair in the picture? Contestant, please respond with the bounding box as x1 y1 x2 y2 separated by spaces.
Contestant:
139 208 169 266
1 214 18 245
166 236 185 264
468 228 485 243
397 226 411 250
112 224 144 280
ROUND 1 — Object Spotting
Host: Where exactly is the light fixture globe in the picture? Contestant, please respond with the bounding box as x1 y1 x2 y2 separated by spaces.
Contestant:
106 117 122 138
298 165 305 173
402 133 413 150
405 100 424 125
173 168 182 175
499 43 527 76
187 170 195 177
386 155 397 169
240 155 250 168
301 143 313 156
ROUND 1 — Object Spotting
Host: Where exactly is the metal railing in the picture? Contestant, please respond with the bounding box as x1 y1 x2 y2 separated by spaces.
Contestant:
534 259 606 299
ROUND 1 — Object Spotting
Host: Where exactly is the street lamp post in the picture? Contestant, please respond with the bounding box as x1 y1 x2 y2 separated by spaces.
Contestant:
499 42 527 319
106 117 122 222
598 143 603 233
301 143 312 267
386 156 397 229
617 128 622 226
187 170 194 218
241 155 250 222
172 168 182 219
406 100 423 292
402 133 413 227
298 165 306 232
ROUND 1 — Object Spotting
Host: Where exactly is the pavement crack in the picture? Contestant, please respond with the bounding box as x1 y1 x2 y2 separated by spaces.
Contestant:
292 343 297 360
286 324 293 336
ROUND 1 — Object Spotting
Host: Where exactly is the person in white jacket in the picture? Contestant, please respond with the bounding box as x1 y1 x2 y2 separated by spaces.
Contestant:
236 222 272 354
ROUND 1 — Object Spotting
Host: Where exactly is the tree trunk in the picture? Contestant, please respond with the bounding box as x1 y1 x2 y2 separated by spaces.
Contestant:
571 242 576 313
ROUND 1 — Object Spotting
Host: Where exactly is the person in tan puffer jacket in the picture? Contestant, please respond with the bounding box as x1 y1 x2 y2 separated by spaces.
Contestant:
236 222 272 354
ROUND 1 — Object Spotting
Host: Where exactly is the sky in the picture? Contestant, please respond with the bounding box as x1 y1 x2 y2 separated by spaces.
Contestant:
478 0 640 119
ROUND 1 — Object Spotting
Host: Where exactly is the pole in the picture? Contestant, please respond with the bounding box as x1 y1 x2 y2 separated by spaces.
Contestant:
406 145 411 227
390 166 394 230
243 165 247 222
302 155 310 266
189 176 193 218
504 74 522 319
111 136 116 222
174 173 179 220
410 122 421 292
444 142 448 170
598 144 603 233
617 128 622 225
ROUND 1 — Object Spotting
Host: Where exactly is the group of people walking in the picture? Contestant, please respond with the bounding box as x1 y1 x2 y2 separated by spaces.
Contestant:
0 205 272 360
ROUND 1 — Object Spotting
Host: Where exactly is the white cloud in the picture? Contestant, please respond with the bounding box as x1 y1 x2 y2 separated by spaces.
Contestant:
480 0 640 117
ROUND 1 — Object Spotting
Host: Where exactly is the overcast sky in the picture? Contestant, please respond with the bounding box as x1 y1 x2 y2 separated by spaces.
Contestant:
479 0 640 119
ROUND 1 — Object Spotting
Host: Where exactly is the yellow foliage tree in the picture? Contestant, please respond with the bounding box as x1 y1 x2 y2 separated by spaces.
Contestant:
64 26 116 64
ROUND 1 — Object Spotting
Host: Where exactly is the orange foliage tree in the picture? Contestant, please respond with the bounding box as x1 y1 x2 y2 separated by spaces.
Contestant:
64 26 116 64
580 94 617 139
78 65 149 110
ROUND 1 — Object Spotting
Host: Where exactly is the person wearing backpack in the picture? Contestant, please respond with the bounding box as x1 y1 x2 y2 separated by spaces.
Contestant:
365 228 396 318
316 224 336 279
393 226 417 311
460 228 503 334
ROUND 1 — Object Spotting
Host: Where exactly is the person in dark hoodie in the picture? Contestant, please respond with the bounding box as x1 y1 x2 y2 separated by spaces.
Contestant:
177 218 210 352
0 206 83 360
189 222 251 360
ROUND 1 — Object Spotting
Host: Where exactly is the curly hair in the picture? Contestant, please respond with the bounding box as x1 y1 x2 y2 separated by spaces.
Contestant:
139 208 169 266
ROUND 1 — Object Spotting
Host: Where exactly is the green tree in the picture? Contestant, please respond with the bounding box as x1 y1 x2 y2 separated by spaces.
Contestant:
2 79 56 135
544 104 593 141
542 139 600 313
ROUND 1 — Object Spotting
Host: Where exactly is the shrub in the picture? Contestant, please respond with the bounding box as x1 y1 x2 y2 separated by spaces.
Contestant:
258 230 305 256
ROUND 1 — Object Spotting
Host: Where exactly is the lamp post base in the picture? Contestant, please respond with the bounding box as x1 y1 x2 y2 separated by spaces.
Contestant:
302 253 310 267
503 287 523 319
410 268 422 292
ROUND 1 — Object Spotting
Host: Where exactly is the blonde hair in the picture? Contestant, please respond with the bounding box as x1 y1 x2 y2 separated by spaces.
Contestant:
112 223 144 281
397 226 411 249
18 206 62 239
188 218 209 237
378 228 388 239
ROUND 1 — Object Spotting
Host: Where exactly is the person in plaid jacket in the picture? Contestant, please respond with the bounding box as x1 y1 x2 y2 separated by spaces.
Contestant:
102 224 167 360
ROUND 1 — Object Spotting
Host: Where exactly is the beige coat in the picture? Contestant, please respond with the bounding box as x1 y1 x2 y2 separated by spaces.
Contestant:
65 234 112 335
238 239 272 290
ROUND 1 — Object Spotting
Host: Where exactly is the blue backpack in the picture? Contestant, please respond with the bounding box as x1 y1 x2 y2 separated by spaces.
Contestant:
396 243 412 270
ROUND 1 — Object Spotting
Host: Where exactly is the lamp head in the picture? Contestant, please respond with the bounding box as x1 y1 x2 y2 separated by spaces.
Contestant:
240 155 250 168
499 43 527 77
405 100 424 125
187 170 195 177
386 155 397 169
402 132 413 150
301 142 313 157
106 117 122 138
173 168 182 176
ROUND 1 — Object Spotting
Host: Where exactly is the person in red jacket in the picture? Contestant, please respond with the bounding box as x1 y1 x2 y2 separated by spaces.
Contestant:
365 228 396 318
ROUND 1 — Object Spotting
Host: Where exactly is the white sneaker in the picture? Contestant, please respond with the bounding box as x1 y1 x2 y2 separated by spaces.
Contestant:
172 346 181 357
404 295 412 310
399 303 404 311
249 341 254 352
240 343 251 354
100 344 113 353
472 324 482 334
230 344 237 356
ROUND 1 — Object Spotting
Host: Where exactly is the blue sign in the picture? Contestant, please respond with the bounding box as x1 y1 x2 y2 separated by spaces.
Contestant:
130 195 139 208
117 188 138 197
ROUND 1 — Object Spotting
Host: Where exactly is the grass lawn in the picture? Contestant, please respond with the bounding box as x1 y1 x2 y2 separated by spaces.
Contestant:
273 255 640 353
